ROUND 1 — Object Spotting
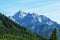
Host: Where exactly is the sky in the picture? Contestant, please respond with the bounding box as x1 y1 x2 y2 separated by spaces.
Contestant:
0 0 60 24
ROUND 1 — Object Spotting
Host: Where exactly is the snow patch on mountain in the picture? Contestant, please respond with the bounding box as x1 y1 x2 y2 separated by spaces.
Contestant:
19 10 26 18
46 22 53 26
38 18 41 22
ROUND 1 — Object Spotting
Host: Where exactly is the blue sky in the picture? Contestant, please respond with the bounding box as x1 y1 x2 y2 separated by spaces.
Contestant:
0 0 60 24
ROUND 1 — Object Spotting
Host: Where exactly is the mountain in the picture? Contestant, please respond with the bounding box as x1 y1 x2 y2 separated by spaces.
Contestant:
12 10 60 37
0 13 47 40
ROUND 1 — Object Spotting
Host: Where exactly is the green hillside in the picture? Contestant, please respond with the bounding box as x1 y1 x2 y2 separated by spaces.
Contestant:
0 13 47 40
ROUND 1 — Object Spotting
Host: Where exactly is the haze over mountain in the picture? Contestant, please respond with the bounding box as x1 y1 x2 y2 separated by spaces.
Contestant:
12 10 60 38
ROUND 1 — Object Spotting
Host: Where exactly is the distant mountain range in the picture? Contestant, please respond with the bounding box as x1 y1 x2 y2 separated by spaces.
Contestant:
11 10 60 38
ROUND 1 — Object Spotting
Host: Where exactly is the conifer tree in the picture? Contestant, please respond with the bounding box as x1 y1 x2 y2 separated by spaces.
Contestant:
50 28 58 40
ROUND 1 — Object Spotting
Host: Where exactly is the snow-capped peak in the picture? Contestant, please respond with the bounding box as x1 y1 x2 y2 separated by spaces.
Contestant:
18 10 26 18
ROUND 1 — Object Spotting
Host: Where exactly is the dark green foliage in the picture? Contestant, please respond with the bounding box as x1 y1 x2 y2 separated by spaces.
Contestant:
0 13 47 40
50 28 58 40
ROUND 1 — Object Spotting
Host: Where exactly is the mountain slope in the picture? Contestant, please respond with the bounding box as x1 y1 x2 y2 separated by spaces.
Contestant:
12 10 60 37
0 13 47 40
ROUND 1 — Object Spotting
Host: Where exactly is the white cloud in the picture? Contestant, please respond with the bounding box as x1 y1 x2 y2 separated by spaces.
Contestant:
24 1 60 24
41 2 60 24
